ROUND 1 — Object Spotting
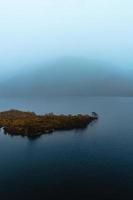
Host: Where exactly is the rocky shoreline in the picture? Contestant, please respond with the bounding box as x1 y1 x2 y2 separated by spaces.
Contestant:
0 110 98 137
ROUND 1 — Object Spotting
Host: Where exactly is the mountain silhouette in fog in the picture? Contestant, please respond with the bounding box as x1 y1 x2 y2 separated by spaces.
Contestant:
1 57 133 97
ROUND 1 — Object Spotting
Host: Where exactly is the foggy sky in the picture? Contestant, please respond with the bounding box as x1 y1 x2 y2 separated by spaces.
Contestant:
0 0 133 79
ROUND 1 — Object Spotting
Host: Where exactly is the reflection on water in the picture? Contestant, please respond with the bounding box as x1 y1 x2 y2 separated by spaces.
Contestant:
0 97 133 199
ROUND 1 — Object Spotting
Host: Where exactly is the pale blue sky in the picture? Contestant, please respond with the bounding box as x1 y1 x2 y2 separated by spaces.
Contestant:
0 0 133 79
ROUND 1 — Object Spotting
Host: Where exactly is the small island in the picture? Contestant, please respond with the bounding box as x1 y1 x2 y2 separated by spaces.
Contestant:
0 109 98 137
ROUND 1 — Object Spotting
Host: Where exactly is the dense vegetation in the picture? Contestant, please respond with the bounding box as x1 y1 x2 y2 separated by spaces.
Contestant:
0 109 98 137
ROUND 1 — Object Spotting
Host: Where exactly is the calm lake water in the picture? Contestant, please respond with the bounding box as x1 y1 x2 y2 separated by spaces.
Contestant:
0 97 133 199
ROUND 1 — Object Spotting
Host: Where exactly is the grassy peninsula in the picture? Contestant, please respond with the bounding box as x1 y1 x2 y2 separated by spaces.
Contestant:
0 110 98 137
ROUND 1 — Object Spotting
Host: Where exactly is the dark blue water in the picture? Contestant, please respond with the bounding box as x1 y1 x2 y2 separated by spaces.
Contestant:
0 97 133 199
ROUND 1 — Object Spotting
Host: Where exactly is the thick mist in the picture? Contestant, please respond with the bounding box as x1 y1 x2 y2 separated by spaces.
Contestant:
0 0 133 96
1 57 133 97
